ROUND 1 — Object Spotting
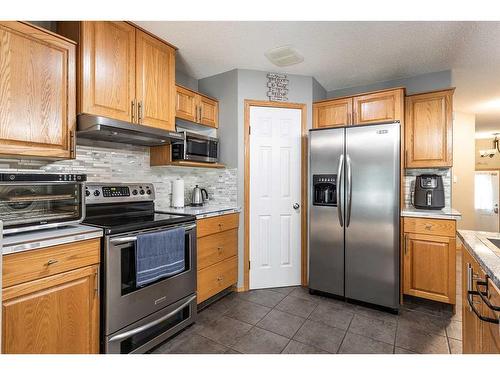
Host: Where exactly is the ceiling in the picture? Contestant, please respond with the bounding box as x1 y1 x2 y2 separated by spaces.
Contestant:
137 21 500 134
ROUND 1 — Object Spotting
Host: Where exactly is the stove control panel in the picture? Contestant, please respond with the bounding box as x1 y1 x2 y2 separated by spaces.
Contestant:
85 183 155 205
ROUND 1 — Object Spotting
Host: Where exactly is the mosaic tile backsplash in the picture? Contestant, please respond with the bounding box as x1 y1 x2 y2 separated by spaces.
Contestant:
0 143 237 211
403 168 452 209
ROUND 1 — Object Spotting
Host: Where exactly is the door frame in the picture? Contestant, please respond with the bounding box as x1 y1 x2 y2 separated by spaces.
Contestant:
243 99 308 291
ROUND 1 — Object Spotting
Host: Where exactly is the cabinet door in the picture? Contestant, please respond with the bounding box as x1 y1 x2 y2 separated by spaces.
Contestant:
2 265 99 354
136 30 176 130
80 21 135 122
313 98 352 128
403 233 455 304
175 85 197 122
353 89 403 125
199 95 218 128
481 279 500 353
0 22 75 158
462 247 482 353
405 89 454 168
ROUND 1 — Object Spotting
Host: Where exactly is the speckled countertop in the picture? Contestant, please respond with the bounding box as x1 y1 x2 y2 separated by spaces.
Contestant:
458 230 500 289
401 206 462 220
2 224 103 256
159 204 241 219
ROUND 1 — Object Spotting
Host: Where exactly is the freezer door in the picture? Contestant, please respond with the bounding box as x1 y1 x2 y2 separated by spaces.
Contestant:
309 128 345 296
345 122 400 309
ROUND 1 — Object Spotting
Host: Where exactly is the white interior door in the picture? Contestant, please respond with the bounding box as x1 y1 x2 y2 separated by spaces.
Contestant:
249 106 302 289
475 171 499 232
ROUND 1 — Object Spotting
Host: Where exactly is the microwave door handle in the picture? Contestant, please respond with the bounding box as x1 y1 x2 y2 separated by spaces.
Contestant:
108 295 197 343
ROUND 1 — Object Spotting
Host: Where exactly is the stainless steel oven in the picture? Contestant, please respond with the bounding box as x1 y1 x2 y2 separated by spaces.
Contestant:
103 221 197 353
171 131 219 163
0 173 86 234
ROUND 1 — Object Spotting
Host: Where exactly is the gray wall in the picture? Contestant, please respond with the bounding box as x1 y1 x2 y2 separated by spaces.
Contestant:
176 70 199 91
200 68 321 287
327 70 452 98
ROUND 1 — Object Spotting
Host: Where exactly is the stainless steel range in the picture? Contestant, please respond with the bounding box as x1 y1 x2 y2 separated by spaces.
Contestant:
83 183 197 354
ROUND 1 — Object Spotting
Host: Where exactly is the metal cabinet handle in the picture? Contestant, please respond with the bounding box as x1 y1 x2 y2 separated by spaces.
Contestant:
131 100 135 123
138 101 143 123
198 106 202 123
69 130 75 158
404 234 408 255
217 246 223 254
337 154 344 227
217 275 224 282
46 259 58 266
425 224 433 230
108 295 196 343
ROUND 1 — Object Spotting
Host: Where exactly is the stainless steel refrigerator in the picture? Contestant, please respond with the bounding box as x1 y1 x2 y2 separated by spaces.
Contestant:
309 121 400 310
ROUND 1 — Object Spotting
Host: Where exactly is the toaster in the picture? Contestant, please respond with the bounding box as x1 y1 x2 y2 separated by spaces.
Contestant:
413 174 445 210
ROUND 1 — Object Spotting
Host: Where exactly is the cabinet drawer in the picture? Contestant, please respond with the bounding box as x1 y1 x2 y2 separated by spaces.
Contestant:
197 256 237 303
198 229 238 270
2 238 100 288
403 217 456 237
197 213 239 238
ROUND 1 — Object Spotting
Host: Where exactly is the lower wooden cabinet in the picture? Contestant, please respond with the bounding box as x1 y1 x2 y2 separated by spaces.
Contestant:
462 245 500 354
402 217 456 304
1 239 100 354
196 213 239 303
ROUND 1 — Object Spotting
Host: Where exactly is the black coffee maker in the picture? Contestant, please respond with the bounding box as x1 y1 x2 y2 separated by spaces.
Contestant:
413 174 445 210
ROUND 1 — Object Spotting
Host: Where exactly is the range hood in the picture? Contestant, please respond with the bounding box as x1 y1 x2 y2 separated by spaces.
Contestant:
77 114 184 147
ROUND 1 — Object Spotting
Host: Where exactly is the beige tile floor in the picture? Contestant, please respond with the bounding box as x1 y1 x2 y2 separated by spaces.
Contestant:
151 251 463 354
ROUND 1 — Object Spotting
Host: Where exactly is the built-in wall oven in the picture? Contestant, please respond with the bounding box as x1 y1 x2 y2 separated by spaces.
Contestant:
171 131 219 163
0 173 86 234
83 183 197 354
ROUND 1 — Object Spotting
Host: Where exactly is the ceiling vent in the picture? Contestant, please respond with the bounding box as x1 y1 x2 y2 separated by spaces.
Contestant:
265 45 304 67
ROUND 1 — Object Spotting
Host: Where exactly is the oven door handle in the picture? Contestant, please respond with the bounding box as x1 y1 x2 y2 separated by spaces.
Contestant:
108 295 197 343
109 224 196 245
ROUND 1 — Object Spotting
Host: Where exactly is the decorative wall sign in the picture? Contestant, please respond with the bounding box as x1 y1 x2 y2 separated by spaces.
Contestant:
267 73 289 102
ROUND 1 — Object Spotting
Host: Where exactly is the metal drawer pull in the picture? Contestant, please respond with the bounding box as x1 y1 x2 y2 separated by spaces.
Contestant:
108 295 196 343
46 259 58 266
425 224 433 230
217 275 224 282
218 247 223 254
476 275 500 312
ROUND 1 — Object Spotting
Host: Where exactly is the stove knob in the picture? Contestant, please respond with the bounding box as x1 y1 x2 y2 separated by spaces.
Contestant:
93 190 100 197
139 190 145 195
146 189 152 195
132 189 138 195
85 190 91 197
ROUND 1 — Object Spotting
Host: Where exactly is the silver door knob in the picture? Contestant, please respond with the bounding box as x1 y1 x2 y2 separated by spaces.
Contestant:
293 203 300 209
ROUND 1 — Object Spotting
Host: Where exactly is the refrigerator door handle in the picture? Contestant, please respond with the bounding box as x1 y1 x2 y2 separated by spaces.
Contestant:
345 154 352 227
337 154 344 227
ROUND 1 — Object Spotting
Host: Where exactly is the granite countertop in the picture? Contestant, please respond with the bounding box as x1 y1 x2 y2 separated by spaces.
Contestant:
458 230 500 289
2 224 103 256
401 206 462 220
160 203 241 219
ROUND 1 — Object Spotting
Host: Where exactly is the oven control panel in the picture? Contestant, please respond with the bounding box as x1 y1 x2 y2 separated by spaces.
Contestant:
85 183 155 204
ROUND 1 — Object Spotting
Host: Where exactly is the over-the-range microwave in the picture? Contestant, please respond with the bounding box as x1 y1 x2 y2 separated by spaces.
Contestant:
171 131 219 163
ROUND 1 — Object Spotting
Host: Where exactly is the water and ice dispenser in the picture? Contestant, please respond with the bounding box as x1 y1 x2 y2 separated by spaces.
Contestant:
312 174 337 206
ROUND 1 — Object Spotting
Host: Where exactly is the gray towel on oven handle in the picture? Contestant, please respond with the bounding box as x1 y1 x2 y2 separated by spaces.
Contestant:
135 227 186 287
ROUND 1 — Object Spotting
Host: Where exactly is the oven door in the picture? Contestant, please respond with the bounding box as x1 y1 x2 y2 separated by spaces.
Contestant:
185 135 218 163
105 293 197 354
104 222 197 336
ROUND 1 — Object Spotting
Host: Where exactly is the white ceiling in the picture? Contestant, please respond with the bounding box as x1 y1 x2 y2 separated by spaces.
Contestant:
137 21 500 134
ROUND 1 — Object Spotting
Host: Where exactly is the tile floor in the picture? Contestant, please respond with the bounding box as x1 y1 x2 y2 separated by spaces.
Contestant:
151 251 463 354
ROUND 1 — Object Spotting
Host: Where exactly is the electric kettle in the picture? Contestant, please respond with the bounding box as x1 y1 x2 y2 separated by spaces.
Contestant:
191 185 208 206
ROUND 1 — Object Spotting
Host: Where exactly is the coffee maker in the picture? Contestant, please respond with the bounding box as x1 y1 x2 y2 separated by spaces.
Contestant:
413 174 445 210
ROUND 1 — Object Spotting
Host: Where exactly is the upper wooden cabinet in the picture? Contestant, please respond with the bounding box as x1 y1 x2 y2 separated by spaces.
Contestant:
312 88 403 129
353 89 403 125
313 98 352 128
58 21 176 131
405 89 454 168
175 84 219 128
0 21 76 159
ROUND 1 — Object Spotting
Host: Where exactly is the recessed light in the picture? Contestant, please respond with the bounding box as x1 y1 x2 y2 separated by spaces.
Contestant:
265 45 304 67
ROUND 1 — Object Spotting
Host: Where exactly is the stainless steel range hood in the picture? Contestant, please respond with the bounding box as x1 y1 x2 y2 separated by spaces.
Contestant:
77 114 184 146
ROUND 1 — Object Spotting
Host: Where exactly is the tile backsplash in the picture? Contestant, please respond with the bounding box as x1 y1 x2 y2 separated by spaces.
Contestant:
403 168 452 209
0 143 237 211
